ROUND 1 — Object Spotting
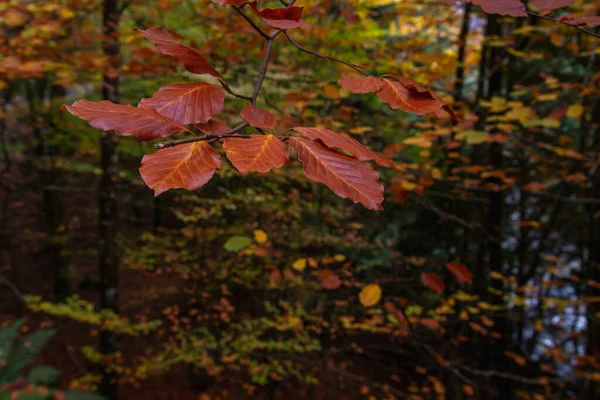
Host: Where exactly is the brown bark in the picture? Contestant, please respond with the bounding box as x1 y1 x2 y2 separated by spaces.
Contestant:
99 0 121 398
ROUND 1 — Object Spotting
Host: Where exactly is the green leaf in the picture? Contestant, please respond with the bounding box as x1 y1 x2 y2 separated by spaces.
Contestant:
0 319 26 384
0 328 56 383
28 365 62 385
223 236 252 252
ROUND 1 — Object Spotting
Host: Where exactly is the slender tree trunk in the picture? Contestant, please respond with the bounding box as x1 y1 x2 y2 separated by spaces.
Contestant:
99 1 121 398
454 3 472 102
585 100 600 399
27 80 70 301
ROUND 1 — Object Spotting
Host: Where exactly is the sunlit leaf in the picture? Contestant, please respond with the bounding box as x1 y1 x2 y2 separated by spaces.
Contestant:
359 284 382 307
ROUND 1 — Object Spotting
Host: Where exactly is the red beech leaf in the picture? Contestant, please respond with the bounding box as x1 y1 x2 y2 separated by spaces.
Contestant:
421 272 445 294
136 27 223 78
196 118 230 134
338 77 384 93
558 15 600 27
317 270 342 290
222 134 289 174
376 77 453 119
240 104 277 129
213 0 253 4
251 4 310 30
437 0 526 17
139 82 224 124
62 100 189 141
530 0 575 10
289 137 384 210
293 127 393 168
445 262 473 285
139 142 221 196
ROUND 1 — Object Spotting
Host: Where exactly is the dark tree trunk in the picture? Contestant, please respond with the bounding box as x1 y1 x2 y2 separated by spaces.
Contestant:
454 3 472 103
99 0 121 398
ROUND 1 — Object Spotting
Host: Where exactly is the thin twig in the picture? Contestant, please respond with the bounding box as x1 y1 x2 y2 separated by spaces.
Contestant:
0 272 25 302
252 39 274 103
219 79 252 101
283 31 368 76
233 6 270 41
154 122 250 149
526 11 600 39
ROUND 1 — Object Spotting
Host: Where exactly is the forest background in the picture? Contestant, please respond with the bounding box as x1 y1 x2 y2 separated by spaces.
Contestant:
1 0 600 399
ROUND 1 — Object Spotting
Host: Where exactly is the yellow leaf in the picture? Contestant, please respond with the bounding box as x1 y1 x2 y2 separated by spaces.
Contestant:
490 271 504 280
403 136 432 148
359 284 382 307
334 254 346 262
60 8 76 19
536 93 558 102
401 182 417 191
455 130 488 145
292 258 307 271
566 104 584 119
253 229 268 244
349 126 372 135
431 168 443 180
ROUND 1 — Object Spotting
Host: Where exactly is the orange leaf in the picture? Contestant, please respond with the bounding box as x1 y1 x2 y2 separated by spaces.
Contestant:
445 262 473 285
530 0 575 10
462 385 474 396
558 15 600 27
359 284 382 307
289 137 384 210
420 318 441 330
293 127 393 168
421 272 444 294
197 118 231 134
222 134 289 174
437 0 525 17
338 77 384 93
136 27 223 78
139 142 221 195
250 4 310 30
240 104 276 129
377 77 454 119
317 269 342 289
139 82 224 124
62 100 189 141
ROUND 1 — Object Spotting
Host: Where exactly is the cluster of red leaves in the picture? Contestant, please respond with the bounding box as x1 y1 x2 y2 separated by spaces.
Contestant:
437 0 600 27
421 262 473 294
63 1 456 211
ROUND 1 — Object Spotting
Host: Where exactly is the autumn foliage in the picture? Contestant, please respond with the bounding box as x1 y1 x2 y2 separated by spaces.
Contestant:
2 0 600 399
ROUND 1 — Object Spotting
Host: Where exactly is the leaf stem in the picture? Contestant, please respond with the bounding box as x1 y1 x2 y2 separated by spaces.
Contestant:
526 11 600 39
154 122 250 149
283 31 368 76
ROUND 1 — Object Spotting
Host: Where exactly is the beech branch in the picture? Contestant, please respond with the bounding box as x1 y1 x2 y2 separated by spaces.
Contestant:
283 31 367 76
154 122 250 149
233 6 270 41
526 11 600 39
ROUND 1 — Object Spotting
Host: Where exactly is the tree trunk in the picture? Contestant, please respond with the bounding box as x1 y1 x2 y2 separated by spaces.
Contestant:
454 3 472 103
99 0 121 398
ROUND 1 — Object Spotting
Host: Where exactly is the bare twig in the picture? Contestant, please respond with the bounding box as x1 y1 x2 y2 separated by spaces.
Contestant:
252 39 274 103
154 122 250 149
0 272 25 302
219 79 253 101
526 11 600 39
233 6 270 41
283 31 368 76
